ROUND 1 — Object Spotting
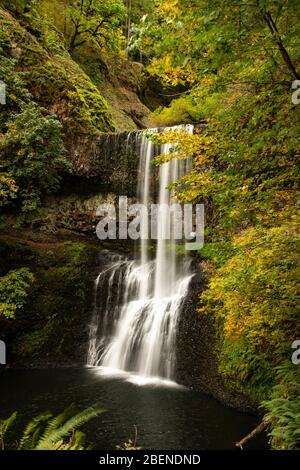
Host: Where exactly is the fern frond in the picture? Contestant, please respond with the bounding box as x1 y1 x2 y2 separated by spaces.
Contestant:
18 412 53 450
41 405 78 441
35 405 104 450
0 411 17 450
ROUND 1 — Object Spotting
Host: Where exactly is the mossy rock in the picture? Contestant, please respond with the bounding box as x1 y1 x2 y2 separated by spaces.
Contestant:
0 8 115 133
0 238 97 364
0 6 115 175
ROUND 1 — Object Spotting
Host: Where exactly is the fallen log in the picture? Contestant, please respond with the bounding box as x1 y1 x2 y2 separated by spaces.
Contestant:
235 420 269 449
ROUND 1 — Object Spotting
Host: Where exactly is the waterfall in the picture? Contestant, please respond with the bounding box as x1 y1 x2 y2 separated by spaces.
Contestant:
88 125 194 383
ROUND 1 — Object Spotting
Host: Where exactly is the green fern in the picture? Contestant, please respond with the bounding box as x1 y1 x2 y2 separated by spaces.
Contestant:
262 363 300 450
0 404 104 450
36 405 78 445
0 411 17 450
35 405 104 450
18 412 53 450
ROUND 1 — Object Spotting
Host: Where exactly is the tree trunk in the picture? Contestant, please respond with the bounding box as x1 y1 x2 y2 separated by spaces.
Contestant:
63 0 67 37
258 3 299 80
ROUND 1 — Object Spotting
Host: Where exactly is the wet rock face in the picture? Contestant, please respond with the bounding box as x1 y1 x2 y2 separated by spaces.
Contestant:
40 131 160 234
43 193 134 234
67 131 160 195
95 131 160 196
95 132 141 195
176 260 258 413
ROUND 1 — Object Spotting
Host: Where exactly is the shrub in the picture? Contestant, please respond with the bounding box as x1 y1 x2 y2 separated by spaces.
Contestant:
0 267 35 319
0 103 69 212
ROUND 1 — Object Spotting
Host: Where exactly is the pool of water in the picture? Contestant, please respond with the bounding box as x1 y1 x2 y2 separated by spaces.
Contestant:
0 368 268 450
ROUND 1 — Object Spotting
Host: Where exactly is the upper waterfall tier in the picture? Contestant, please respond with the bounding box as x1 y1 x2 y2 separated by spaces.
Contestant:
94 125 197 196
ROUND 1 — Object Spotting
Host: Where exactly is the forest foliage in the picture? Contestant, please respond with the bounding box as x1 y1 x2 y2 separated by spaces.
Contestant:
139 0 300 449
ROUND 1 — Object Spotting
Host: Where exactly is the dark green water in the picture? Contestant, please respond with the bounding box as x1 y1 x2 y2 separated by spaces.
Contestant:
0 368 267 450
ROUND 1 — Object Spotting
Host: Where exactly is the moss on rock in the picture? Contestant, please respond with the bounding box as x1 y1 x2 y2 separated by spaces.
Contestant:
0 6 115 174
0 238 97 365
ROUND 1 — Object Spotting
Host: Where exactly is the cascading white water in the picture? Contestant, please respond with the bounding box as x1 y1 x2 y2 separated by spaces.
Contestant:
87 125 194 381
